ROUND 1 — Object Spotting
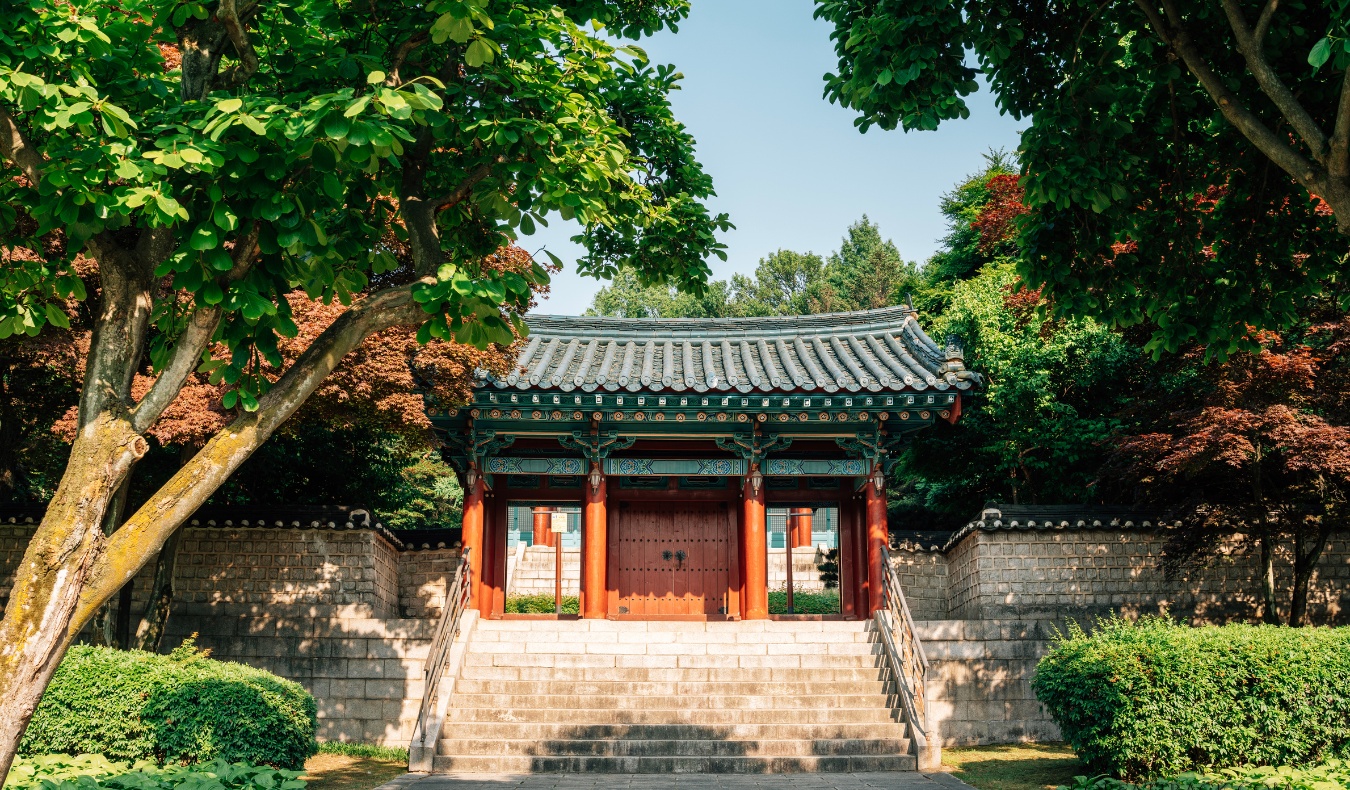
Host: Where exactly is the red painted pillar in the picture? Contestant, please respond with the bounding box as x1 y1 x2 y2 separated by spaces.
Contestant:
532 506 554 547
865 469 888 615
582 465 608 619
790 507 814 548
461 470 486 613
853 498 869 618
741 465 768 620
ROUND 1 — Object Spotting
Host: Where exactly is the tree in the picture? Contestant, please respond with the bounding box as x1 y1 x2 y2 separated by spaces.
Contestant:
822 216 920 312
813 0 1347 355
587 268 734 318
1105 329 1350 626
725 249 827 317
0 0 728 778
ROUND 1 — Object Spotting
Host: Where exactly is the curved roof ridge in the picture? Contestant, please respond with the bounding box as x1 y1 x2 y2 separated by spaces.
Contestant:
526 305 920 338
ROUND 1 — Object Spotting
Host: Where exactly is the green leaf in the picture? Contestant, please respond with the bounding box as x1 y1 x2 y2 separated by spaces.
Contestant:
465 37 497 67
344 96 371 118
367 70 386 84
44 303 70 329
1310 37 1333 70
216 97 244 113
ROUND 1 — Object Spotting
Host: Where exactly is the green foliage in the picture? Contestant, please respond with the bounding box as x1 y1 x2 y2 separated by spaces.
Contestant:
4 755 305 790
813 0 1347 356
816 548 840 590
314 742 408 761
587 215 919 318
20 642 317 770
1032 617 1350 781
767 589 840 615
1061 761 1350 790
0 0 728 405
504 594 579 614
897 262 1144 513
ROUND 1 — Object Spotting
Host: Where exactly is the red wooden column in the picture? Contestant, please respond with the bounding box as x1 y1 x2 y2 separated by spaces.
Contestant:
790 507 814 548
741 465 768 620
864 467 888 614
581 464 608 619
461 469 487 613
488 491 508 617
532 506 554 547
852 497 869 617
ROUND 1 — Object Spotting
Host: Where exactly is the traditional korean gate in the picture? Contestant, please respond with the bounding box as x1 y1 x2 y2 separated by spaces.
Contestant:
613 501 731 617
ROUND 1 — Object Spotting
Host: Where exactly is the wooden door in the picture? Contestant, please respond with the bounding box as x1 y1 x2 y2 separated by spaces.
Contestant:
615 502 731 617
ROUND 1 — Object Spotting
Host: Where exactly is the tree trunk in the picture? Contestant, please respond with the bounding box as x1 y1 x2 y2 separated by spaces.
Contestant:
1257 532 1282 625
0 284 421 785
0 413 147 782
1289 524 1333 627
136 527 182 653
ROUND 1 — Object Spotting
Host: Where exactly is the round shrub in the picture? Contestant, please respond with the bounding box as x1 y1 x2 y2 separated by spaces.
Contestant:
1033 617 1350 781
20 640 317 770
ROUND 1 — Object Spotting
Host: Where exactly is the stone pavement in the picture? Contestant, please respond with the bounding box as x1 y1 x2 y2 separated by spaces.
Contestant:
377 772 976 790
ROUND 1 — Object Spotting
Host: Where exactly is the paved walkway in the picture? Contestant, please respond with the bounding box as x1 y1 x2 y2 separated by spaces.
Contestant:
378 772 976 790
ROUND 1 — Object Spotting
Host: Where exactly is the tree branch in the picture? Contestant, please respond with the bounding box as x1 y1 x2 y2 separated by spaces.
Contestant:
1220 0 1329 162
1134 0 1326 194
74 282 428 625
389 33 428 85
0 103 44 184
215 0 260 90
78 235 156 428
1331 66 1350 179
431 159 503 213
1253 0 1279 47
129 224 259 433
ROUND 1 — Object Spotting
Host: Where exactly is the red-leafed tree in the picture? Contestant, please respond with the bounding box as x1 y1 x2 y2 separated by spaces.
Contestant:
1106 330 1350 625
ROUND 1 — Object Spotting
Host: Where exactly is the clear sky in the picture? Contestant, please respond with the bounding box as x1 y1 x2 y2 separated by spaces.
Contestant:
528 0 1026 315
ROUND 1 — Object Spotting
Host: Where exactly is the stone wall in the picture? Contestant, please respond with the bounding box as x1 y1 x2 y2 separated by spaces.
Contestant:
167 613 431 745
941 528 1350 624
918 619 1060 747
890 547 951 620
397 548 462 618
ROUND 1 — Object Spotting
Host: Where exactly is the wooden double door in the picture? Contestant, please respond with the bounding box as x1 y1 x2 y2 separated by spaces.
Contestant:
611 501 734 617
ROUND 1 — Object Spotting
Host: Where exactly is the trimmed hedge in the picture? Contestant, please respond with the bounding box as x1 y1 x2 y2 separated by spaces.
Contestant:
1033 617 1350 781
20 640 317 770
5 754 306 790
768 590 840 615
1061 760 1350 790
505 594 579 614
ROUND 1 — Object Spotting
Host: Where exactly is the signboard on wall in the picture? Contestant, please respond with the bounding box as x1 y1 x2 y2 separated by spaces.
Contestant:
550 512 568 533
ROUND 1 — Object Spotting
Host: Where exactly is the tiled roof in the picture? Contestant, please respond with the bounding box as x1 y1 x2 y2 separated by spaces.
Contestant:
941 504 1180 552
495 306 981 394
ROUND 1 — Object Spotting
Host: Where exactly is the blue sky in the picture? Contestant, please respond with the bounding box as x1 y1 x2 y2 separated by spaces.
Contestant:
527 0 1026 315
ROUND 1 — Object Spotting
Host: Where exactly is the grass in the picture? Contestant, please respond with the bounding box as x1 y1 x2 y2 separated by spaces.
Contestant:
304 746 406 790
941 743 1088 790
315 743 407 762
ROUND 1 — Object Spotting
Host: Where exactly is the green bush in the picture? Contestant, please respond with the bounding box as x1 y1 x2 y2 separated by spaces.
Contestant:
1060 760 1350 790
4 754 305 790
20 640 317 770
505 594 579 614
768 589 840 615
1033 617 1350 780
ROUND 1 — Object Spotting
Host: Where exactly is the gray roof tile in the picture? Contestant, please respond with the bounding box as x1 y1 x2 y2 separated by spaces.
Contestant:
492 306 982 395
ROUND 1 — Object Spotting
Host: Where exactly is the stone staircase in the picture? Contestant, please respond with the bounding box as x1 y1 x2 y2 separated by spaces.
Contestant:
433 619 916 773
505 545 580 597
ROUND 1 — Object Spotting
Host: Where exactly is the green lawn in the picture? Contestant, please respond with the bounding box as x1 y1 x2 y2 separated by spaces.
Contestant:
942 743 1088 790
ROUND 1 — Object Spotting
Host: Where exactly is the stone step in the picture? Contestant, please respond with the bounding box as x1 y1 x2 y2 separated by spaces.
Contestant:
454 679 891 696
437 722 909 742
436 737 910 758
459 665 892 683
461 653 887 670
430 754 918 773
466 641 880 656
452 707 901 725
474 620 873 632
468 630 875 644
450 692 895 710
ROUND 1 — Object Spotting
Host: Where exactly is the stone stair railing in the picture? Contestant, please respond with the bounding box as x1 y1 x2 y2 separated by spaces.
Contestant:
408 547 476 772
876 545 938 771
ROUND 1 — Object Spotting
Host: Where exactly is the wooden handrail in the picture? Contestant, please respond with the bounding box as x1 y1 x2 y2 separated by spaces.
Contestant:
412 547 472 745
876 544 936 770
